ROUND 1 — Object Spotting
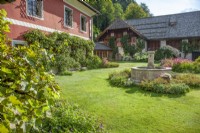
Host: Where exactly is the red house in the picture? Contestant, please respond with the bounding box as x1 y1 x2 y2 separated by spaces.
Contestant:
0 0 99 46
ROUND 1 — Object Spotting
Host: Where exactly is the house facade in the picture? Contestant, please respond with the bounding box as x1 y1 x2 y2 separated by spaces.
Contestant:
96 11 200 60
0 0 99 46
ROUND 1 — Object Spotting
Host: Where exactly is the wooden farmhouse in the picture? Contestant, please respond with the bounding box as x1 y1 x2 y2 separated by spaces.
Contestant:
95 11 200 60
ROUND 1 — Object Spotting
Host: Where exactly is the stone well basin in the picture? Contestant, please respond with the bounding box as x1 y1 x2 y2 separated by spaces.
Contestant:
131 67 172 83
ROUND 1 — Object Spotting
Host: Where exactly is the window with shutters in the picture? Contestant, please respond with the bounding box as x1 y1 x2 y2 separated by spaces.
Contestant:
27 0 43 19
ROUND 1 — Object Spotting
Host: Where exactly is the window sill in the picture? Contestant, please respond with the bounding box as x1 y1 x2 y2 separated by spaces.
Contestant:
27 14 44 20
64 25 74 29
80 30 87 33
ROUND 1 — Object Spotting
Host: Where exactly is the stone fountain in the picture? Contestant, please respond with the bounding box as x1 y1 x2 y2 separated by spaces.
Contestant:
131 51 171 83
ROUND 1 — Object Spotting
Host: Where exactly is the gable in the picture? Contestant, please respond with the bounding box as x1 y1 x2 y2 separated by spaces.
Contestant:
63 0 99 17
97 19 144 41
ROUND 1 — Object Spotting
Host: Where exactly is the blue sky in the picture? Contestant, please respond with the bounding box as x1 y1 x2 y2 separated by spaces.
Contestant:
136 0 200 16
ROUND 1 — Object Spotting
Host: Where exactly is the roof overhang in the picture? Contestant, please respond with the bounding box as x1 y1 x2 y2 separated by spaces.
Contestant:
63 0 100 17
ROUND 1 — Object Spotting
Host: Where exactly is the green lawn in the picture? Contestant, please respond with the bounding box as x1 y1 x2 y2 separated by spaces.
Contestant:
56 62 200 133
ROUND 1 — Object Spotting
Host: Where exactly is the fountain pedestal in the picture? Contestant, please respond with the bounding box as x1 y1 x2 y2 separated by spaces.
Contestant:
147 51 155 69
131 51 171 83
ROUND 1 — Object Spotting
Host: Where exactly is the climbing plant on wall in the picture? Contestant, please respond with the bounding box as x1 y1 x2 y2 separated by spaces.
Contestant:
121 35 136 56
109 37 118 59
23 30 95 73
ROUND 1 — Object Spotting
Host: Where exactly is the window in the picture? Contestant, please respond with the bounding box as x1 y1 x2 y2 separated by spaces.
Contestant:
64 6 73 28
123 32 127 36
80 15 87 32
12 40 27 47
111 33 114 37
27 0 43 18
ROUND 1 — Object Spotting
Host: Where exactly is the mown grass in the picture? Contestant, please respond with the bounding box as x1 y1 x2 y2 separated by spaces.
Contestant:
56 62 200 133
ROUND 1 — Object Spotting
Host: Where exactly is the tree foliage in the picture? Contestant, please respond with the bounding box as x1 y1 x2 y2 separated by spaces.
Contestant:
0 9 60 132
112 0 136 11
86 0 152 36
113 3 124 19
140 3 153 17
88 0 115 31
124 2 148 19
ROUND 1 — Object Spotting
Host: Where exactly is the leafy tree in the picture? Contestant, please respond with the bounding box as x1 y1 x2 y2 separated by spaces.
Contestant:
93 25 101 41
0 9 60 132
88 0 115 31
112 0 136 11
0 0 16 4
140 3 153 17
113 3 124 19
124 2 148 19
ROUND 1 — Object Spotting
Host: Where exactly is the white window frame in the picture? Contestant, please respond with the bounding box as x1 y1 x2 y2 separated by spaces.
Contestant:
80 14 87 33
123 31 127 36
12 40 27 47
64 5 73 28
111 33 114 37
26 0 44 20
89 19 92 38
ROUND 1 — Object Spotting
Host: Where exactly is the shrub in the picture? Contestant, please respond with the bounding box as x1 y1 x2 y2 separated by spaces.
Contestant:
193 56 200 73
122 55 133 61
155 45 180 61
161 58 192 67
59 70 73 76
171 57 200 74
172 62 194 73
103 62 119 68
174 74 200 88
0 9 60 132
140 78 190 94
23 30 95 73
32 100 105 133
133 52 148 62
108 69 134 87
86 55 102 69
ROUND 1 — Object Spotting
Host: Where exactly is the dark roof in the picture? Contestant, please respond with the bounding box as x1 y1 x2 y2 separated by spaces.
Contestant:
97 19 144 41
108 19 132 30
125 11 200 40
94 42 112 51
78 0 100 15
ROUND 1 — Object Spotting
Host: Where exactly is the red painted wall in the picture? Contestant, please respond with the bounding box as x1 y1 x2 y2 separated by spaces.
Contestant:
0 0 92 40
